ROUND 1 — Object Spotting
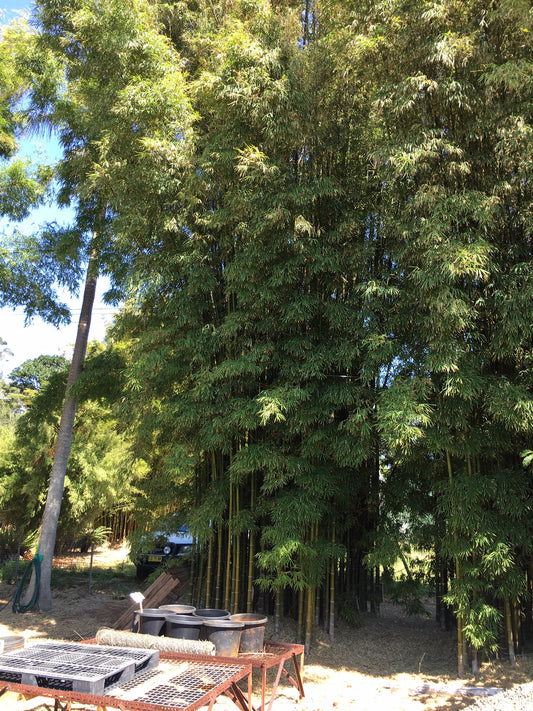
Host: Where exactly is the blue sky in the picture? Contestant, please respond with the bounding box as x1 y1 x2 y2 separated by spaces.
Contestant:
1 0 32 23
1 0 117 378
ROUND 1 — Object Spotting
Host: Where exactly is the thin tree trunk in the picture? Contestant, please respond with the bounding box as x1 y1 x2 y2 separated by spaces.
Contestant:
38 253 97 611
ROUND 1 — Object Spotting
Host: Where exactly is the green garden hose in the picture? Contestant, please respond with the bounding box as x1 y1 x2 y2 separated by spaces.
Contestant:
12 554 42 613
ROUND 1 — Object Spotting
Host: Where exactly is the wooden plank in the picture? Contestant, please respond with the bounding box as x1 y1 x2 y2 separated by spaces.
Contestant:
112 570 186 630
383 681 504 697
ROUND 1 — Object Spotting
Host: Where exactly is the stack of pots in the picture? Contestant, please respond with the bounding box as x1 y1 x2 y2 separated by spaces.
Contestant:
190 609 242 657
133 604 199 637
131 603 268 657
162 605 203 640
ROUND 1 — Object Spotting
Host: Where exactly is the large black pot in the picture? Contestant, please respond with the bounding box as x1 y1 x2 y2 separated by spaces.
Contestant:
192 608 230 619
229 613 268 653
165 614 203 640
202 619 244 657
133 608 167 635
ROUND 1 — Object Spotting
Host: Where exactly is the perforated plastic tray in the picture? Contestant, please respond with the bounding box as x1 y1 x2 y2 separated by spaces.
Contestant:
0 640 159 695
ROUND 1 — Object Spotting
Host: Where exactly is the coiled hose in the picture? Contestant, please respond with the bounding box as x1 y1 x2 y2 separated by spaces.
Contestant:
12 554 42 613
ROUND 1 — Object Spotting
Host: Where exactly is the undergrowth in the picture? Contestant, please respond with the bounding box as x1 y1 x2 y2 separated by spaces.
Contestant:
0 554 137 597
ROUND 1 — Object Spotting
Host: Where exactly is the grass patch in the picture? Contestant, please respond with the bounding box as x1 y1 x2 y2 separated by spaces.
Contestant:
0 554 137 598
51 559 137 596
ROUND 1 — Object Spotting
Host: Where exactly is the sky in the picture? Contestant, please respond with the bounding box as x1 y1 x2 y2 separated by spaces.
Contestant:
1 0 118 378
1 0 31 23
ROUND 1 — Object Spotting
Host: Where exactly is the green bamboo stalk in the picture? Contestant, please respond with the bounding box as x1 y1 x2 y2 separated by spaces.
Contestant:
305 521 318 653
205 536 213 609
213 455 223 608
467 454 479 676
512 600 521 658
305 584 314 655
215 521 223 608
223 482 232 611
505 597 516 666
246 472 255 612
204 452 218 608
275 574 282 636
329 524 335 640
323 558 330 633
232 484 240 613
189 535 197 606
447 450 465 677
297 586 304 643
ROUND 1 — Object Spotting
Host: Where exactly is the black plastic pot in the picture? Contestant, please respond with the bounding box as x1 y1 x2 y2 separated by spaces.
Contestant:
202 619 244 657
134 609 167 635
165 614 203 640
229 613 268 653
192 608 230 619
159 604 196 615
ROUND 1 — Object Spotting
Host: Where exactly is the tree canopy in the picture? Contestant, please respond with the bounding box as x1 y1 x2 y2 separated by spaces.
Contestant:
9 354 69 391
1 0 532 668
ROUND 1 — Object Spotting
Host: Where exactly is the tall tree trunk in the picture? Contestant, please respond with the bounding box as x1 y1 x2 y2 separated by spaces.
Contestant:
38 253 97 611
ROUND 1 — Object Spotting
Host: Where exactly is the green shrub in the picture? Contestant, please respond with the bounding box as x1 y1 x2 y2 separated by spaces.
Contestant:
0 558 19 583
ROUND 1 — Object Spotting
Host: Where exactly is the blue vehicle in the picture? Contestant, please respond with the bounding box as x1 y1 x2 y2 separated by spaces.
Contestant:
134 526 193 580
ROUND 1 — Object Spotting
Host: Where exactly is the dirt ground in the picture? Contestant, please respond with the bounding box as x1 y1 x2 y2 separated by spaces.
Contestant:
0 545 531 711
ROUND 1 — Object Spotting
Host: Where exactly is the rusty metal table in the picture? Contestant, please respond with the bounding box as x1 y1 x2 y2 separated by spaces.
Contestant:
91 638 305 711
156 641 305 711
239 641 305 711
167 642 304 711
0 652 253 711
121 642 305 711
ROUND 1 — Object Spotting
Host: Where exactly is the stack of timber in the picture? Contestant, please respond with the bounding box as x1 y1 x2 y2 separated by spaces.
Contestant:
113 567 190 631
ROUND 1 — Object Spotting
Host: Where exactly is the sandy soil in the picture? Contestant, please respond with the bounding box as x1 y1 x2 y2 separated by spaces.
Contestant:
0 545 531 711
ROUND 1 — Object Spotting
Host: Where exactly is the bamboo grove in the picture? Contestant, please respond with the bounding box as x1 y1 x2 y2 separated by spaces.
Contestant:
3 0 533 673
